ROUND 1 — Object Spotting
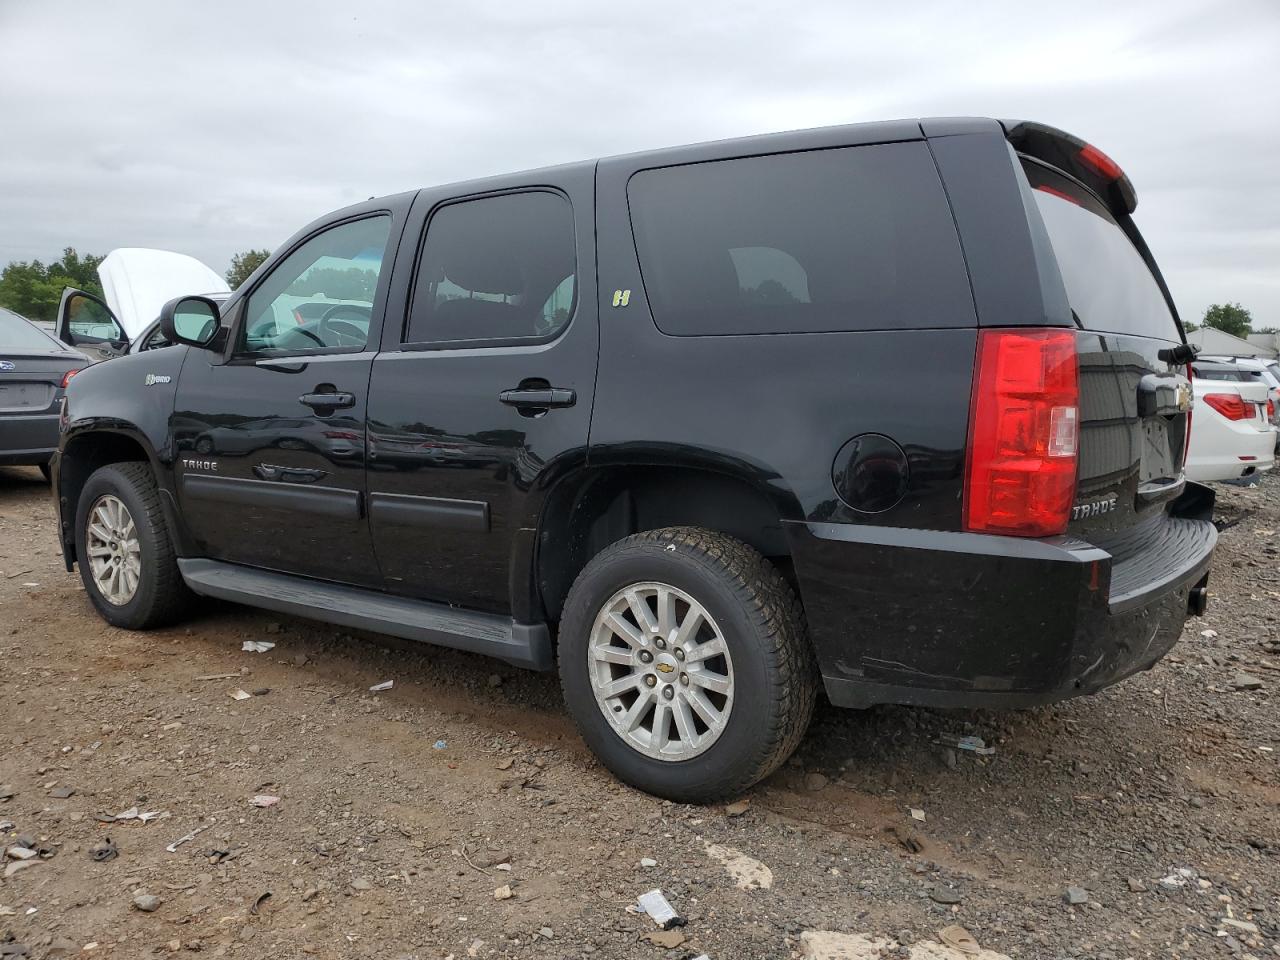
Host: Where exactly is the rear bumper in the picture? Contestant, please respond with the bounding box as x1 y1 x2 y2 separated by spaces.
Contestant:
785 500 1217 709
1185 423 1276 482
0 412 60 465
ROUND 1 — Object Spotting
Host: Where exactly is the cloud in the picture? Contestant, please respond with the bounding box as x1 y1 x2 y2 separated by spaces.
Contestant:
1 0 1276 321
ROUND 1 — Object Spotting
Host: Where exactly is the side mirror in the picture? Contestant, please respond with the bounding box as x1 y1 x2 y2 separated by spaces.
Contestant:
160 296 221 349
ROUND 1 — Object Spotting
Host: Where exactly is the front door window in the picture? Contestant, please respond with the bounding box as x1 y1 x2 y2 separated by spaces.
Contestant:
240 216 392 354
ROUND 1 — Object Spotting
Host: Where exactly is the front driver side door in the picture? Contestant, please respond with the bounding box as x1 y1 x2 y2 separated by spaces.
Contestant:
173 205 407 586
56 289 129 363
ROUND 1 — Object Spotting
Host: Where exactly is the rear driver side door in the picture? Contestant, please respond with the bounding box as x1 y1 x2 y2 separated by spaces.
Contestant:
366 169 598 616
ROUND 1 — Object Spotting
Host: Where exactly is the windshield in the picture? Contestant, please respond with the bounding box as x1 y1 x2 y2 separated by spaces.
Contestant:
1023 160 1180 342
0 307 64 352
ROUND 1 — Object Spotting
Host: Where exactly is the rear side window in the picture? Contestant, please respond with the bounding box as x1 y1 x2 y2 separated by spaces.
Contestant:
627 142 973 336
406 191 576 345
1024 161 1180 341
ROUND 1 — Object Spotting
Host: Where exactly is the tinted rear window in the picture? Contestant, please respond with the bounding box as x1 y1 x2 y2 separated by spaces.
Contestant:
627 142 973 336
1024 161 1179 341
407 191 577 345
0 307 62 352
1192 364 1251 383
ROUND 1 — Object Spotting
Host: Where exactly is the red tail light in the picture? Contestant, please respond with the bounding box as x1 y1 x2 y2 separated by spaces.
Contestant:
1202 393 1251 421
1268 398 1275 419
1078 143 1123 181
61 369 79 388
965 329 1079 537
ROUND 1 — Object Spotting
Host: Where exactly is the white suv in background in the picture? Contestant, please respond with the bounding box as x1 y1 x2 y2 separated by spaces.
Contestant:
1199 355 1280 433
1186 360 1277 482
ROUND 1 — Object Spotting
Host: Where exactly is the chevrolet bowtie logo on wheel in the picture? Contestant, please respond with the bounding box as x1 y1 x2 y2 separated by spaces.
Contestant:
655 662 675 674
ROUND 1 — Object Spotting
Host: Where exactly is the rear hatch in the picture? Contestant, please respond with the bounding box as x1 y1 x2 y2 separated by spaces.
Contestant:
1007 123 1206 604
1192 367 1272 429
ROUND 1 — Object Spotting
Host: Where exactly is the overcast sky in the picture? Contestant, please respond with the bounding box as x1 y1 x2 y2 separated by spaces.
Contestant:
1 0 1277 324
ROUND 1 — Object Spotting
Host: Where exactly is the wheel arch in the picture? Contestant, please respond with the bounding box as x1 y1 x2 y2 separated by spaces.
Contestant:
57 426 170 569
532 461 805 625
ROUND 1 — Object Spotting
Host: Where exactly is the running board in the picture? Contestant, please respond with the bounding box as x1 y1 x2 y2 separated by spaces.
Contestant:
177 558 553 671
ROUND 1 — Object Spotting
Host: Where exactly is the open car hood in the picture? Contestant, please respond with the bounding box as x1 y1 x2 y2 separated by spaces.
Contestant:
99 248 230 339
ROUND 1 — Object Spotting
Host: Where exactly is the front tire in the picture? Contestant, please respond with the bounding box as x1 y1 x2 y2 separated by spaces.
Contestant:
75 462 191 629
558 527 817 802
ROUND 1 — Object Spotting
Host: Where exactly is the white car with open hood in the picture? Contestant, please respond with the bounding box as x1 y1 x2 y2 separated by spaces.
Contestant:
56 248 231 363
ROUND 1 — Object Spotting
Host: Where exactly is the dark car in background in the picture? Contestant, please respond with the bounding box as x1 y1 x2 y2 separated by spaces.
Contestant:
0 306 88 478
51 117 1215 801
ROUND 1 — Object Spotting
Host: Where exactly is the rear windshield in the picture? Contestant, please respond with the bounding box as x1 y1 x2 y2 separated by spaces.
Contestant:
627 142 974 336
0 307 62 352
1192 364 1251 383
1023 160 1180 341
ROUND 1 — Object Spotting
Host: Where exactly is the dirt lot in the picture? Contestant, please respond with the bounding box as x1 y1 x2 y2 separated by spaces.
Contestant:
1 466 1277 960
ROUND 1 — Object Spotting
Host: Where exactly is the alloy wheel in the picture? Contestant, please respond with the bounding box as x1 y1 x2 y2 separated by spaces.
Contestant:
588 581 734 761
85 494 141 606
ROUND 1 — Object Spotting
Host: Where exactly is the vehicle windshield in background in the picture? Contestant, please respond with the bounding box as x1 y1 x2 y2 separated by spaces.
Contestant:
1 306 65 352
1023 161 1181 342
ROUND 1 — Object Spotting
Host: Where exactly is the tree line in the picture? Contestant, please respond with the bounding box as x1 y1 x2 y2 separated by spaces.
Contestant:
0 248 271 323
0 249 106 322
1187 302 1276 338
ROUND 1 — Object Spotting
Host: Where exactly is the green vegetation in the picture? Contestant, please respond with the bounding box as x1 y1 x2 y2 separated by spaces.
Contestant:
0 247 279 322
0 248 104 321
226 248 271 289
1202 302 1253 338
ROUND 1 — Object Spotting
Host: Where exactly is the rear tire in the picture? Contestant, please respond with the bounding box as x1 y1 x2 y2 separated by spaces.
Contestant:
558 527 817 802
75 462 191 629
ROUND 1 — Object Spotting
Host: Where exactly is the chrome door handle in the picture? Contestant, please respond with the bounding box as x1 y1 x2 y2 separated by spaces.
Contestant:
299 391 355 410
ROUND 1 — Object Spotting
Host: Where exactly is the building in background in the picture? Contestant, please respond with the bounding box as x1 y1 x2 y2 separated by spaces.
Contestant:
1189 326 1277 358
1246 331 1280 357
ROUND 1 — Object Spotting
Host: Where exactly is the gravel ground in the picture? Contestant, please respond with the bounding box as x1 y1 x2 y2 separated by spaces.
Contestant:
0 465 1276 960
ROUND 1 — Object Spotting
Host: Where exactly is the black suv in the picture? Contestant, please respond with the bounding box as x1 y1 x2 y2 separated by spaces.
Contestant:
52 118 1215 802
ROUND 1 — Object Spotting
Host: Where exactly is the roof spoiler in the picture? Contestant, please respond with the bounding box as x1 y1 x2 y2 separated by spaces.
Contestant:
1001 120 1137 216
